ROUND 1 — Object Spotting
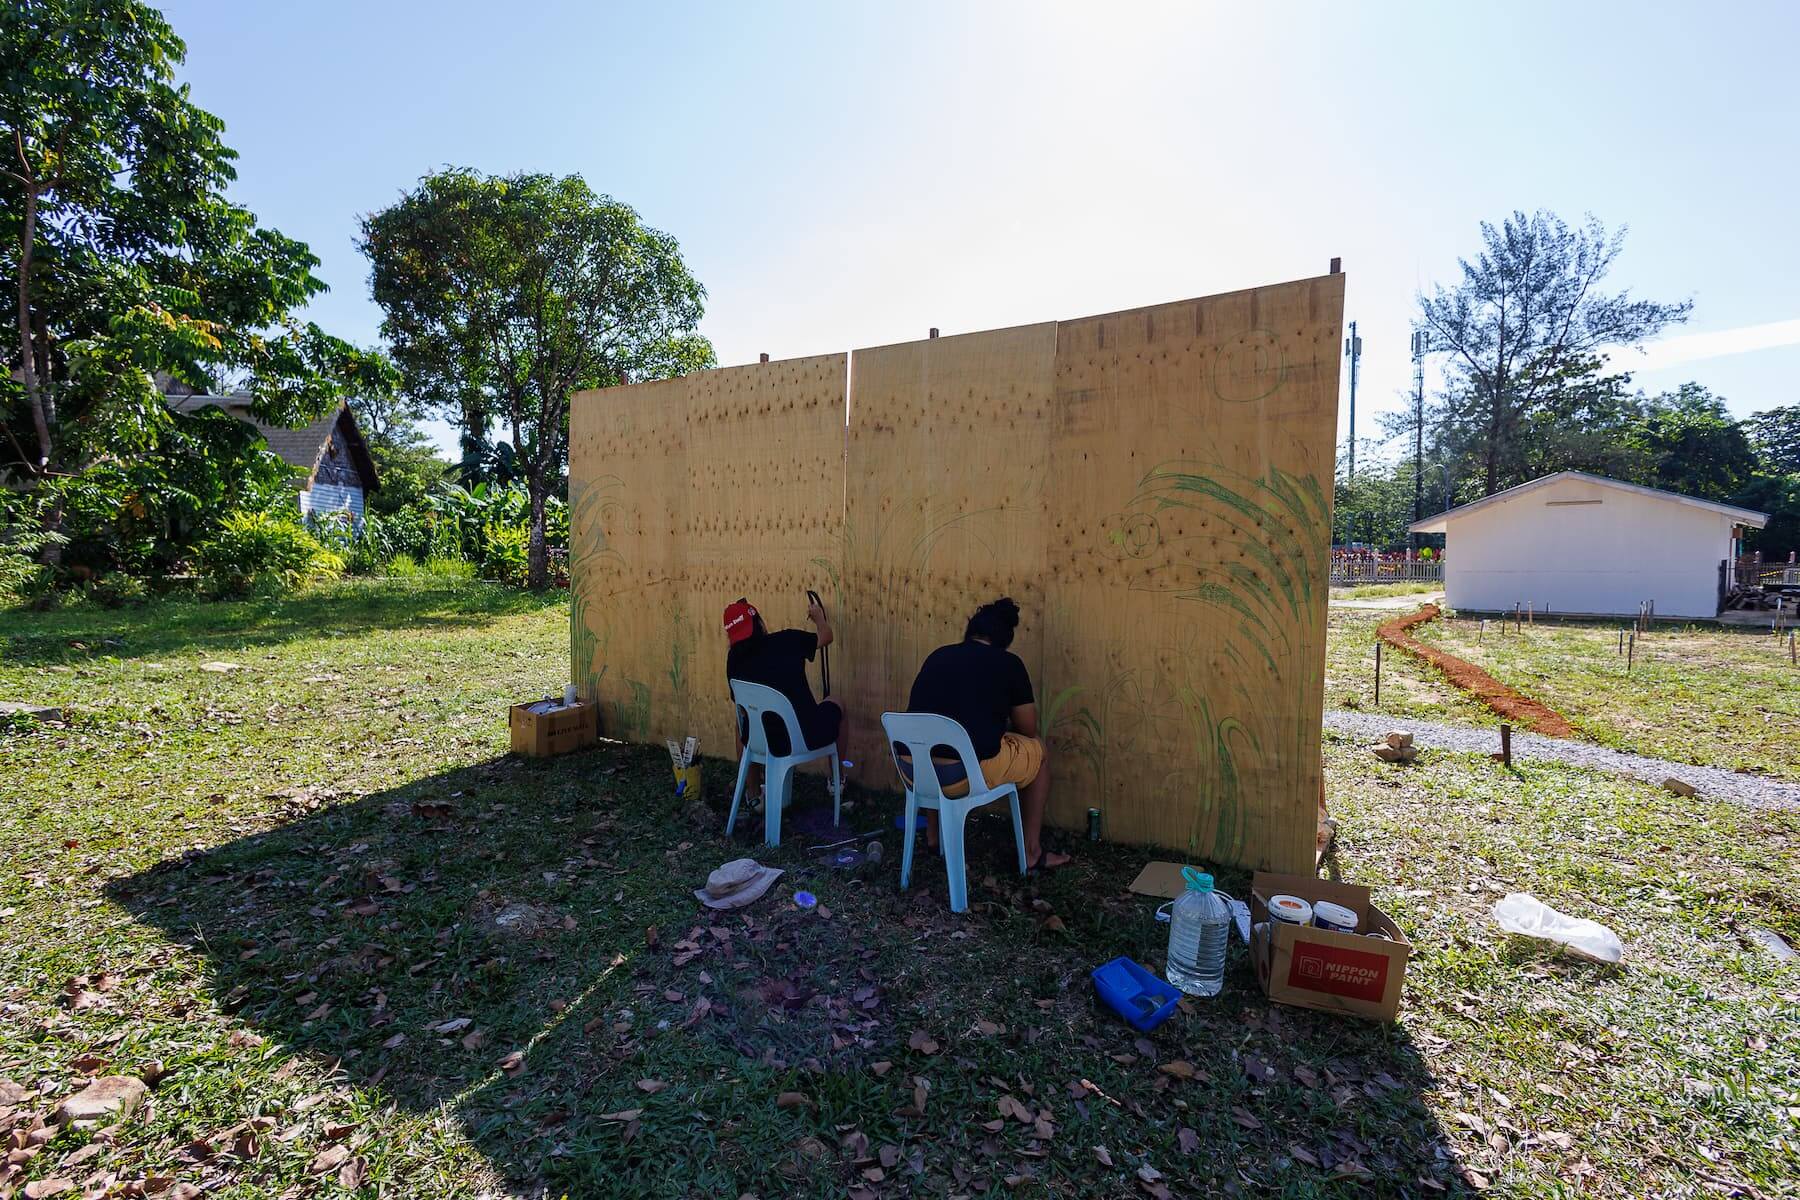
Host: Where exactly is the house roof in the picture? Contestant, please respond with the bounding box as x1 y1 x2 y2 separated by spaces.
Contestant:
164 393 379 492
1408 471 1767 534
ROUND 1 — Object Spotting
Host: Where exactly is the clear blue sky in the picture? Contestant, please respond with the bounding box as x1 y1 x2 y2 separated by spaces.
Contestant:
159 0 1800 462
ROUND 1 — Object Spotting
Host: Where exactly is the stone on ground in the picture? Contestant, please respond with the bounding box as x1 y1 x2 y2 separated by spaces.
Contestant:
53 1075 147 1126
1384 731 1415 750
1662 777 1698 798
0 701 62 723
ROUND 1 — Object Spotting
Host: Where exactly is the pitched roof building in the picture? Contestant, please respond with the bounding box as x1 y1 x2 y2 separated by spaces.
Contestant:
164 391 379 525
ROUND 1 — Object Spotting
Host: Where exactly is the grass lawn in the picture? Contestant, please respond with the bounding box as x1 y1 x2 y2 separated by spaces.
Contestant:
1329 582 1444 601
1325 607 1496 727
2 581 1797 1198
1418 615 1800 780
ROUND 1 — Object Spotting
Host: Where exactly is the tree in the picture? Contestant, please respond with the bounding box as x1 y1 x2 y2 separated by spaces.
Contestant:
1745 404 1800 475
362 169 715 588
1417 211 1691 496
2 0 385 557
1629 383 1757 500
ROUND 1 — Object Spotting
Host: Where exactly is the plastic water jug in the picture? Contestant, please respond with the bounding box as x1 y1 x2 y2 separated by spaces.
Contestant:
1166 867 1232 996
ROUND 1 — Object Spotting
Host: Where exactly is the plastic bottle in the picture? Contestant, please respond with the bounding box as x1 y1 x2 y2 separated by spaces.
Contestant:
1166 868 1231 996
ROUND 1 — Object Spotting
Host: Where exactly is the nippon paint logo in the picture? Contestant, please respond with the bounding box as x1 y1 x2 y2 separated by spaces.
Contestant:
1287 940 1389 1003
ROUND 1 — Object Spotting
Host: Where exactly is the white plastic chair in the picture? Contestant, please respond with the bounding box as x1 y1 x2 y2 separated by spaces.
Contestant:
727 679 842 847
882 711 1028 913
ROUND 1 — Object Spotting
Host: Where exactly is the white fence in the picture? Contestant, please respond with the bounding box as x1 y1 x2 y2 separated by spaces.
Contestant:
1330 559 1444 587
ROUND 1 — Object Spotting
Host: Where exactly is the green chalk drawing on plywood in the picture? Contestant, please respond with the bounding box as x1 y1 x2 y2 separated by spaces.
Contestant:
568 473 626 708
1065 461 1328 863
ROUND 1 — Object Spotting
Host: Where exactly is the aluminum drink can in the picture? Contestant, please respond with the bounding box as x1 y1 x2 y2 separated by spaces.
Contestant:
1087 808 1101 841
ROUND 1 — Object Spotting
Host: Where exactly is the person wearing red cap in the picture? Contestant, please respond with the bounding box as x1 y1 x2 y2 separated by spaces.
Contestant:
723 596 842 770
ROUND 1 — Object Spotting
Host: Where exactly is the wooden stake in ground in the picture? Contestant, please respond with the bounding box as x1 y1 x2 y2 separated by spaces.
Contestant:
1628 631 1635 673
1374 640 1382 708
1499 723 1512 767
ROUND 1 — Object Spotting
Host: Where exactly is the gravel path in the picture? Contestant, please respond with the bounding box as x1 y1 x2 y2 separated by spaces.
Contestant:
1324 709 1800 811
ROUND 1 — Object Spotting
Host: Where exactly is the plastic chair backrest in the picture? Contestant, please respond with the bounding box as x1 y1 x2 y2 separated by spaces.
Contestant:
881 711 987 801
729 679 806 758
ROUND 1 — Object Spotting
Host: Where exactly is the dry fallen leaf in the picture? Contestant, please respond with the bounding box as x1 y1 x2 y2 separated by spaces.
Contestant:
775 1092 812 1110
338 1155 368 1190
907 1029 940 1055
870 1061 893 1077
597 1108 642 1123
429 1017 472 1035
460 1029 487 1052
308 1143 351 1174
497 1050 526 1075
1177 1126 1200 1154
1094 1145 1114 1166
23 1179 76 1199
636 1079 669 1094
1157 1060 1197 1080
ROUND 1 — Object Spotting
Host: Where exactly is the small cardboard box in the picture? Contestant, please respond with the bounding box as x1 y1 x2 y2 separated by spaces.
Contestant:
1249 871 1412 1022
509 700 597 758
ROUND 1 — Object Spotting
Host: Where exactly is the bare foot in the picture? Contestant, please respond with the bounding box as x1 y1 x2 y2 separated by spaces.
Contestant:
1030 849 1071 872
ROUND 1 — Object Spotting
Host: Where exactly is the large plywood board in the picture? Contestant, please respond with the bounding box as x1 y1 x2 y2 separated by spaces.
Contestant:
841 324 1057 789
686 355 847 758
568 376 690 744
1043 276 1343 871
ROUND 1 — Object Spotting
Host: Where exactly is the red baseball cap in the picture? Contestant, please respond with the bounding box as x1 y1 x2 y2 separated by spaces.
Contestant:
722 600 758 643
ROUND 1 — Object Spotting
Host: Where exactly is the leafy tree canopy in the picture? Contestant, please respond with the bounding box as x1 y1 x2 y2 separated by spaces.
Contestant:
361 168 715 587
2 0 389 517
1417 211 1690 497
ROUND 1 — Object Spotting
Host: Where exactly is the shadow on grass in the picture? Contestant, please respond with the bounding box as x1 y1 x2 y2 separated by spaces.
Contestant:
111 740 1471 1197
3 579 562 666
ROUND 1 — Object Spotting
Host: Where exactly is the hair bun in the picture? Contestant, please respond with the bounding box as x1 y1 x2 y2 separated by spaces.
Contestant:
990 597 1020 628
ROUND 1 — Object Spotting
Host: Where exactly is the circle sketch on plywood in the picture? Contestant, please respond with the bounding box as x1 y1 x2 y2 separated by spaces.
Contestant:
1210 328 1286 404
1101 511 1162 560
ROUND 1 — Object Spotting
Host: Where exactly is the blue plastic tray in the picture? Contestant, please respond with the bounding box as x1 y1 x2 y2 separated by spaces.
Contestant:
1090 955 1182 1032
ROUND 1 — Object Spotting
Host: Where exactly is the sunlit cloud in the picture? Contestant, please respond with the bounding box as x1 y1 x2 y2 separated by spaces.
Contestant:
1609 318 1800 372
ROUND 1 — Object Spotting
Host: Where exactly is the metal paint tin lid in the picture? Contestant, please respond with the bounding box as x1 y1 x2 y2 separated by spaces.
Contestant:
1312 900 1359 932
1268 895 1313 925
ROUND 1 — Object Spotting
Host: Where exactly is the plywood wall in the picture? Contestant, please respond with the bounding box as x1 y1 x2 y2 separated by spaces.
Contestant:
841 324 1057 789
569 376 690 744
685 355 847 757
569 273 1343 872
1043 277 1342 866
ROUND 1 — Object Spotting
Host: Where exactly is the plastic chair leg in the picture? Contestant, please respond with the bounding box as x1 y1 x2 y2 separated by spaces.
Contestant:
941 806 970 913
764 763 790 846
899 792 918 890
726 752 753 836
829 750 842 827
1008 789 1027 875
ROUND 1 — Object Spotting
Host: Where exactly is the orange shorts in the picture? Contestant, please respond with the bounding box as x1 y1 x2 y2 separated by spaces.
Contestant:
943 732 1044 799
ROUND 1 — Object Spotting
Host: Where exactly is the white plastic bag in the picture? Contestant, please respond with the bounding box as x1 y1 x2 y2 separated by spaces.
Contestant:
1491 893 1624 964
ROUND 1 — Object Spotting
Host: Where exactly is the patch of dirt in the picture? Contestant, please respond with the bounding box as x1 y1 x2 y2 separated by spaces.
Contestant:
467 895 562 939
1378 605 1576 737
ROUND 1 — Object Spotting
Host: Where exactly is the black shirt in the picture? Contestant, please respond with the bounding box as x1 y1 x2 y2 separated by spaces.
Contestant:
727 629 827 755
907 640 1035 759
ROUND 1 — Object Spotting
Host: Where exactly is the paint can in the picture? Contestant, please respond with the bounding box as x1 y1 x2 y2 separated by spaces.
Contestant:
1312 900 1359 934
1268 895 1313 928
1087 808 1102 841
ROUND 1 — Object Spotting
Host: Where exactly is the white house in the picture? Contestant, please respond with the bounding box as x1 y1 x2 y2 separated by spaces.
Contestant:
1409 472 1767 620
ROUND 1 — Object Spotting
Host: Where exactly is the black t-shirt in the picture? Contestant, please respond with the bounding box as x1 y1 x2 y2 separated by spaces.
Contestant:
907 640 1035 760
727 629 826 755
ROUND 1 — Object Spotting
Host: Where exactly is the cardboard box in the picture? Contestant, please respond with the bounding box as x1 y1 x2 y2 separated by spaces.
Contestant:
509 700 597 758
1249 871 1412 1022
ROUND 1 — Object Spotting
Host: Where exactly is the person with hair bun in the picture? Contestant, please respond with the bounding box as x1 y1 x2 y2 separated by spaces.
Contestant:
905 597 1068 871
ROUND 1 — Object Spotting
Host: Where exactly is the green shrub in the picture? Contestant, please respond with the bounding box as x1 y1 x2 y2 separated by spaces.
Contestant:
87 571 149 608
478 521 529 586
423 554 476 580
384 553 421 578
198 512 343 596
